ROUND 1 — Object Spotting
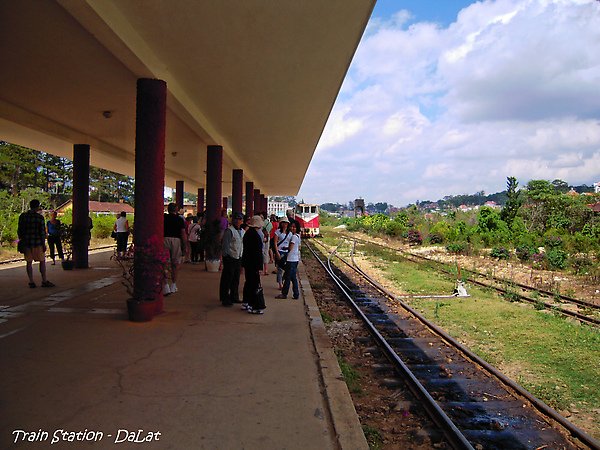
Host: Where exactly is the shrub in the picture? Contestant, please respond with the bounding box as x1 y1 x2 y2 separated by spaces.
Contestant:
570 255 593 275
407 229 422 246
92 214 120 239
446 242 467 254
547 249 568 270
490 247 510 260
531 252 547 269
428 232 444 244
515 245 535 262
384 220 406 237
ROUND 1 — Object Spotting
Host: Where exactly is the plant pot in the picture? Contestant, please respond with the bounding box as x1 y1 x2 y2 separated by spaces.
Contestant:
205 259 220 272
126 299 155 322
61 260 74 270
154 296 164 315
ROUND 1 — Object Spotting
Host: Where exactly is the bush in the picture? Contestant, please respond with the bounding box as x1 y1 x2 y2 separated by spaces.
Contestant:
407 229 422 246
428 232 444 244
531 252 547 269
515 245 535 262
490 247 510 260
384 220 406 237
446 242 467 254
547 249 568 270
570 254 593 275
92 214 118 239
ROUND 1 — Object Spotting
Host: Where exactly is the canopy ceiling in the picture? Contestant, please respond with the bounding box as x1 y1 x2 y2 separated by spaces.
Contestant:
0 0 374 196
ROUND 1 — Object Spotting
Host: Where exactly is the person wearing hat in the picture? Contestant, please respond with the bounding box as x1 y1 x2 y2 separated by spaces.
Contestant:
273 217 291 289
219 212 244 306
18 199 54 288
241 215 266 314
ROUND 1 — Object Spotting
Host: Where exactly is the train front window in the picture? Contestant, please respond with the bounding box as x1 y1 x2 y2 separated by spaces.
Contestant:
310 206 316 213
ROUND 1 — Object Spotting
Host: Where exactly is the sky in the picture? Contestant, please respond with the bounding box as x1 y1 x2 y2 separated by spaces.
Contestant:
296 0 600 207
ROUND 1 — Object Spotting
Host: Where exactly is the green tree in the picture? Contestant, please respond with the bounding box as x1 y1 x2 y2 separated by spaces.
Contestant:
500 176 521 228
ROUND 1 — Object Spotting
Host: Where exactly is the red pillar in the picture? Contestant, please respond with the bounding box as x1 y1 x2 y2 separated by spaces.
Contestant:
206 145 223 223
72 144 90 269
232 169 243 215
175 180 184 212
133 78 166 308
263 196 268 215
197 188 204 215
245 181 254 217
222 197 228 212
253 189 261 215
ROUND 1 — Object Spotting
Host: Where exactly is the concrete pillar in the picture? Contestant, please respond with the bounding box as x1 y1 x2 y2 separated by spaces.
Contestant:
72 144 90 269
253 189 261 216
232 169 243 215
197 188 204 215
245 181 254 217
175 180 184 212
133 78 166 308
206 145 223 223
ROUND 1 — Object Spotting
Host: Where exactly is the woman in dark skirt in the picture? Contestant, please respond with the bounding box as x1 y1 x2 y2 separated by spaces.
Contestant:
242 215 265 314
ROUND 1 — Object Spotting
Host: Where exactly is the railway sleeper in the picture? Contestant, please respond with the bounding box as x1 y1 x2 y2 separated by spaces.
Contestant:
461 427 579 450
422 376 509 403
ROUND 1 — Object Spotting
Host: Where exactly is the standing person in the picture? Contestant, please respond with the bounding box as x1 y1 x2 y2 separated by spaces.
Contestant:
163 202 187 295
18 199 54 288
276 222 301 300
113 211 130 257
187 217 202 264
242 215 265 314
268 214 279 268
46 210 64 265
273 217 291 290
219 212 244 306
184 214 194 263
261 213 272 276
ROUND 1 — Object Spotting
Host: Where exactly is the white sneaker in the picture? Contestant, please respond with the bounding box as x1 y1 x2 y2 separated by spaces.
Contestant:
170 283 178 293
163 283 171 296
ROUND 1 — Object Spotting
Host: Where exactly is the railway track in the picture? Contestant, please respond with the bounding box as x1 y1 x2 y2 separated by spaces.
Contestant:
338 233 600 327
306 239 600 450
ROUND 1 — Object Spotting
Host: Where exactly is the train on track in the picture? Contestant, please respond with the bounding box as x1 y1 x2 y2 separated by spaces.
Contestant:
293 203 320 237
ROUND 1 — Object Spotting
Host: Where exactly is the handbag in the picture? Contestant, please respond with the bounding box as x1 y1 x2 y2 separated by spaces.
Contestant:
17 240 26 253
111 230 118 239
276 252 288 269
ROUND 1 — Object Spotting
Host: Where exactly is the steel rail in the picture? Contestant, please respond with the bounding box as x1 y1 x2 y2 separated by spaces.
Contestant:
346 234 599 326
338 239 600 450
306 240 475 450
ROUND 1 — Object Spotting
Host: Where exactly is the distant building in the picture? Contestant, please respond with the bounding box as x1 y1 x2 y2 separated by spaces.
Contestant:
56 200 134 216
484 201 500 208
595 182 600 194
354 198 365 217
268 200 289 218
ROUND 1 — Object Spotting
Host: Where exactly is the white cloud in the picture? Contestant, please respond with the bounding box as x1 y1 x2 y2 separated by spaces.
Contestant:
299 0 600 206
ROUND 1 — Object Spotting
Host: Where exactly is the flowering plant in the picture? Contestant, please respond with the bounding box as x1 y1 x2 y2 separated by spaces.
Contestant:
112 235 170 301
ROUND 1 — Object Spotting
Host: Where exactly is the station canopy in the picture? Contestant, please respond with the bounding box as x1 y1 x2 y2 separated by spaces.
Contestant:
0 1 374 196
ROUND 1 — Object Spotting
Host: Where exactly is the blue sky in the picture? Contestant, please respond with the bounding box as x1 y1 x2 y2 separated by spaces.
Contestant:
297 0 600 207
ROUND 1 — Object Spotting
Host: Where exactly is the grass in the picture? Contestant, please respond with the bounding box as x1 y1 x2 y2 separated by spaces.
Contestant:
324 229 600 438
362 424 383 449
336 352 362 395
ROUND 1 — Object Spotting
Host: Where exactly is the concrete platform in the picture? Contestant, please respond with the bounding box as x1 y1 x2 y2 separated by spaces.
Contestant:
0 250 367 449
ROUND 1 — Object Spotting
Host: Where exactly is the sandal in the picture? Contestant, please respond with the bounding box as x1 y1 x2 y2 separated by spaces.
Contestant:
41 281 55 288
28 282 36 288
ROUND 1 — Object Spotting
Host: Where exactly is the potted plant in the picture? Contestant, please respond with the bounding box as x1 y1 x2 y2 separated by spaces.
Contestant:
201 219 222 272
60 224 74 270
112 235 169 322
